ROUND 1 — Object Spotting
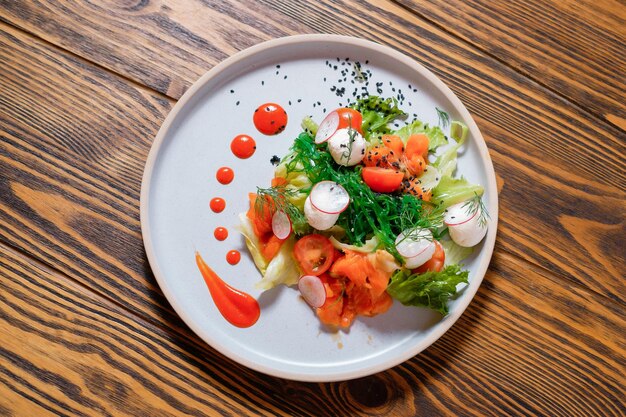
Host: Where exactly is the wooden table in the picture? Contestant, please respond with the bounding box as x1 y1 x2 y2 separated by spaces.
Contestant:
1 1 624 415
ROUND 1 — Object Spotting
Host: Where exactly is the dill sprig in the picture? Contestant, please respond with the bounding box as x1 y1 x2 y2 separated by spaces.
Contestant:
255 185 308 233
353 62 367 82
436 107 450 129
462 193 490 227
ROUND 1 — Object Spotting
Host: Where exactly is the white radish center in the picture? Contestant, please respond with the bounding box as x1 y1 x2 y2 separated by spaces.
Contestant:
271 210 291 239
315 111 340 144
309 181 350 214
298 275 326 308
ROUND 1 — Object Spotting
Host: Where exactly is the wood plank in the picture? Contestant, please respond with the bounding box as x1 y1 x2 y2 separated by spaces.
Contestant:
0 244 318 416
1 242 623 415
394 0 626 131
0 6 624 305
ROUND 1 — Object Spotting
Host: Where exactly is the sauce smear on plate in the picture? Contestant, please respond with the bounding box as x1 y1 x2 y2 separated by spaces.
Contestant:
195 251 260 328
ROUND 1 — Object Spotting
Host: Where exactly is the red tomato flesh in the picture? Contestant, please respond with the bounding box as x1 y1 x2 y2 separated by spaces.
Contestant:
361 167 404 193
293 234 334 276
335 108 363 134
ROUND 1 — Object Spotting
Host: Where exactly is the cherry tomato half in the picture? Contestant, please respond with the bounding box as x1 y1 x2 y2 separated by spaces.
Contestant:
294 234 335 276
361 167 404 193
335 108 363 134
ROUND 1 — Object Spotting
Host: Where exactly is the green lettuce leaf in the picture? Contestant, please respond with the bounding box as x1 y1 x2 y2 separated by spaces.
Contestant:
432 120 468 177
238 213 301 290
301 116 318 137
351 96 406 140
386 265 469 315
274 156 312 214
441 238 474 266
431 176 484 209
237 213 269 274
329 236 379 253
255 237 301 290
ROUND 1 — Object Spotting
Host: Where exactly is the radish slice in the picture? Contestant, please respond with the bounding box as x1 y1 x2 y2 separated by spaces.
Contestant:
315 111 340 144
395 229 434 258
309 181 350 214
304 195 339 230
395 229 436 269
444 201 478 226
298 275 326 308
271 210 291 239
445 199 489 247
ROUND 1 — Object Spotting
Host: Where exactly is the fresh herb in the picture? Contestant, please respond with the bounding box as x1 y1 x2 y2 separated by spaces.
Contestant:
255 185 308 233
386 265 469 315
353 62 366 82
342 118 357 163
462 193 490 227
436 107 450 129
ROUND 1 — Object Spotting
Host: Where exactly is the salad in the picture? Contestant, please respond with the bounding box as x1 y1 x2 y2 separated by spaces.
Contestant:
239 96 489 328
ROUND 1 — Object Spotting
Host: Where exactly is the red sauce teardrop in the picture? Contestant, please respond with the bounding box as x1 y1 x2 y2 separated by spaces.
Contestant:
226 250 241 265
216 167 234 184
210 197 225 213
253 103 287 135
195 252 260 328
230 134 256 159
214 227 228 241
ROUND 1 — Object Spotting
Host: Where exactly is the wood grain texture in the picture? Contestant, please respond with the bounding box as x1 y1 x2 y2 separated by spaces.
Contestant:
1 2 624 301
1 242 623 416
394 0 626 131
0 3 625 416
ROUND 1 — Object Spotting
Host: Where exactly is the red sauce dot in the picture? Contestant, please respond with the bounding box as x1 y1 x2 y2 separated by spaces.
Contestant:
214 227 228 241
231 134 256 159
226 250 241 265
253 102 288 135
216 167 234 184
210 197 226 213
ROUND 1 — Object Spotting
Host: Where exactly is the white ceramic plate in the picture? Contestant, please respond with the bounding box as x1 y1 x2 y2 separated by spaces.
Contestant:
141 35 498 382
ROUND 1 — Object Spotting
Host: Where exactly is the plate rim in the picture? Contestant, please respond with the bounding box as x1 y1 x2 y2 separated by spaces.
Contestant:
140 34 499 382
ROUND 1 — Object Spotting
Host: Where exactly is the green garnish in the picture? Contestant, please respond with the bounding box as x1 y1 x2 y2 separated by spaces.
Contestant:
436 107 450 129
255 185 309 234
353 62 367 82
387 265 469 315
462 193 490 228
301 116 319 137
